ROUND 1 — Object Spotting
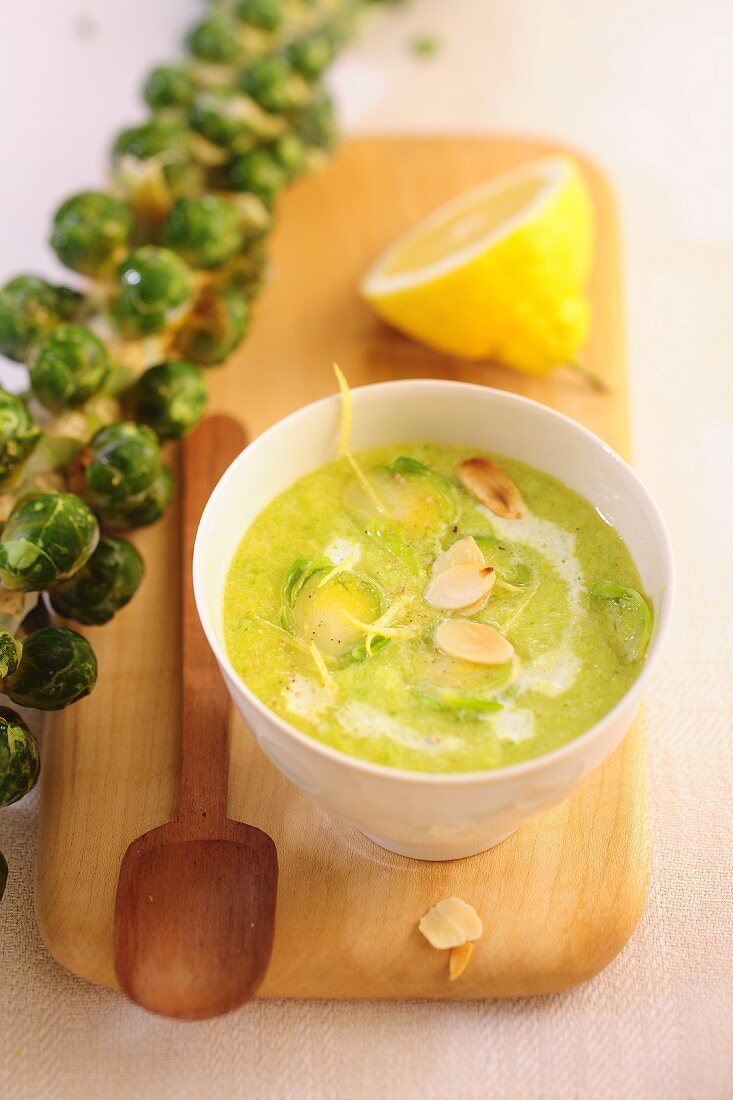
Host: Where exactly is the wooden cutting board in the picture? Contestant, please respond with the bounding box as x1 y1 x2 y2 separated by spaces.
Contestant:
35 137 649 999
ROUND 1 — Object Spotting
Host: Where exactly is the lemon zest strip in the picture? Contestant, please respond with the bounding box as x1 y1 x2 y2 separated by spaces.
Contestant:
341 593 416 655
255 616 310 654
333 362 387 515
341 611 414 639
316 550 360 589
309 641 336 691
333 362 352 455
346 452 387 515
256 618 336 693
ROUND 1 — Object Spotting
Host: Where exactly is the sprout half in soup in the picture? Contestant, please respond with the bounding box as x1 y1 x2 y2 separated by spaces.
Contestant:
281 558 387 665
344 456 456 540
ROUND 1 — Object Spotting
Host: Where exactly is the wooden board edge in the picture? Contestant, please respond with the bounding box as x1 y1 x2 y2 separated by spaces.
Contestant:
33 722 650 999
255 718 651 1000
32 135 649 1001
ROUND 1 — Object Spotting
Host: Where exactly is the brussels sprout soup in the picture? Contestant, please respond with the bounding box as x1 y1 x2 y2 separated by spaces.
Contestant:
222 443 652 773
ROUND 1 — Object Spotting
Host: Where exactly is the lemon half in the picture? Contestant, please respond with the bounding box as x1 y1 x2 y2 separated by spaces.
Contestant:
360 157 594 374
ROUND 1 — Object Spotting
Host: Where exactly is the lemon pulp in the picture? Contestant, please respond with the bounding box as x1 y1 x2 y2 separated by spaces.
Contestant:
361 157 594 373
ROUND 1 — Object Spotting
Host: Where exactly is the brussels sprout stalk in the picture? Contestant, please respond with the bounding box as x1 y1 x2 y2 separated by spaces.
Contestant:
0 0 407 826
0 589 39 637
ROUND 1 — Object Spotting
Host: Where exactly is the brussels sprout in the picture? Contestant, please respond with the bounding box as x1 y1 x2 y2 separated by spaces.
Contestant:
0 708 40 806
30 323 109 413
174 289 250 365
50 535 144 625
224 191 272 242
162 195 243 268
112 247 196 336
270 131 308 179
111 120 204 216
0 275 81 363
232 0 281 32
130 361 207 441
189 90 246 150
286 31 337 81
3 627 97 711
590 581 653 665
162 159 207 200
112 118 192 162
0 632 22 678
186 15 247 65
344 456 456 539
0 493 99 592
78 422 173 530
103 466 173 531
292 89 338 153
143 64 196 110
226 147 286 207
215 240 268 301
81 422 162 510
50 191 132 276
188 89 278 151
282 557 385 663
0 850 7 902
238 57 308 115
0 389 41 486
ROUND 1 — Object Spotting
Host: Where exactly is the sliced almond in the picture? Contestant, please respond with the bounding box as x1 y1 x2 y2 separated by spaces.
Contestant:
425 562 495 611
418 897 483 949
449 942 474 981
432 536 485 576
435 619 514 665
458 456 526 520
461 586 494 615
460 597 488 617
431 539 490 614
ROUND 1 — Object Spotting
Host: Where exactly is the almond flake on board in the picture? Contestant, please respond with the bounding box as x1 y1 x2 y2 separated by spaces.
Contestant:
435 619 514 665
425 562 495 611
458 456 526 520
448 942 474 981
418 897 483 949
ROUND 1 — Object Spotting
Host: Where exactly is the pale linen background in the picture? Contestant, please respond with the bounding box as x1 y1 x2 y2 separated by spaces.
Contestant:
1 1 731 1098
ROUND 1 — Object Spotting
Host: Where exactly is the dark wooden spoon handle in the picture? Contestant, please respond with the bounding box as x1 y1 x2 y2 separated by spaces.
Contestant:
178 415 247 824
113 413 276 1018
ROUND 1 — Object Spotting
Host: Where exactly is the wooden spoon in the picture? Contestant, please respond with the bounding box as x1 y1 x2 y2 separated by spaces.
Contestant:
113 414 278 1020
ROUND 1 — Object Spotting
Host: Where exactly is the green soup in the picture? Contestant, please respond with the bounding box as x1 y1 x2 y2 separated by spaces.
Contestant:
223 443 651 773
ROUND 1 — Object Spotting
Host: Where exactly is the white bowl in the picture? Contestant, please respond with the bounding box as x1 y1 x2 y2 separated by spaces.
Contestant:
194 381 674 861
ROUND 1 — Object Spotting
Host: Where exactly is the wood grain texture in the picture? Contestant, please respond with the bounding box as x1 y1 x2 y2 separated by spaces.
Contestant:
113 417 277 1019
35 137 649 999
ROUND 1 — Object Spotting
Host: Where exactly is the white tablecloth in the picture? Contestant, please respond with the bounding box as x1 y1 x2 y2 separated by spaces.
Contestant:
1 1 731 1097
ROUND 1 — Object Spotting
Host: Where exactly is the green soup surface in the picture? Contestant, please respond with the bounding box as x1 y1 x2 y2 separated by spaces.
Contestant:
223 443 651 772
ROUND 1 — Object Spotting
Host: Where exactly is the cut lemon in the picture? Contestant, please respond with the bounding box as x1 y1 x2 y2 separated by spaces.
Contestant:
360 157 594 374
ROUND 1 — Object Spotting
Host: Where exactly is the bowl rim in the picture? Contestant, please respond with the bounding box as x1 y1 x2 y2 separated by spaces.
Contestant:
193 379 675 786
